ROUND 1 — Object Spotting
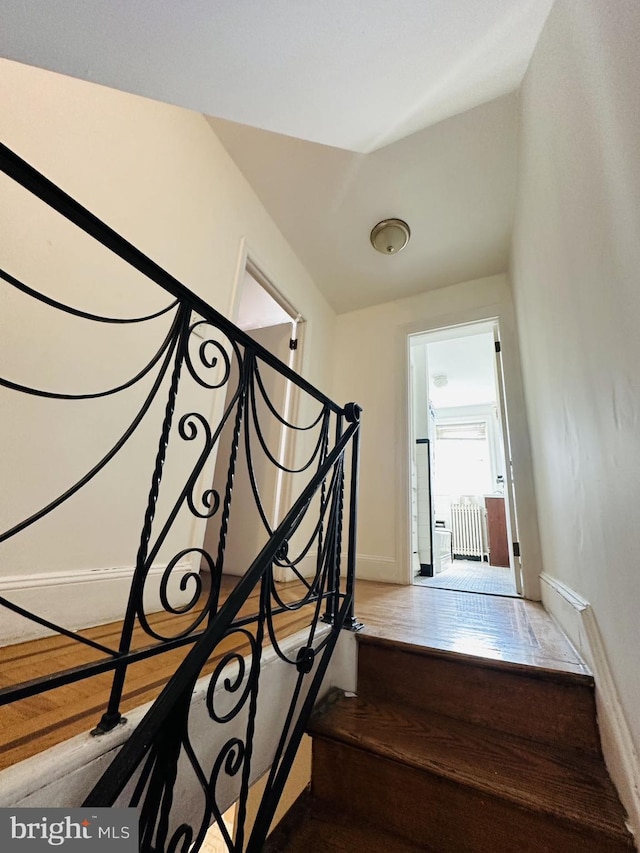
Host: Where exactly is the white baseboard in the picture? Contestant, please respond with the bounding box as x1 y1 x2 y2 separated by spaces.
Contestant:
540 573 640 840
273 552 319 584
0 559 197 644
355 554 401 583
272 552 402 585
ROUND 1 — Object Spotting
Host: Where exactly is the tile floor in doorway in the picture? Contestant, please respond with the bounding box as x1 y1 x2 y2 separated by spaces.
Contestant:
414 558 517 596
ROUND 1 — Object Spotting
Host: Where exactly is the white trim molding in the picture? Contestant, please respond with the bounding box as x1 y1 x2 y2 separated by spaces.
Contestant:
396 299 543 598
356 554 401 584
273 552 318 584
0 559 197 645
275 552 403 585
540 573 640 840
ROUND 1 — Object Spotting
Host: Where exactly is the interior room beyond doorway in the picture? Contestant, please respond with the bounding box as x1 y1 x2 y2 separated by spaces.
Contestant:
410 321 518 598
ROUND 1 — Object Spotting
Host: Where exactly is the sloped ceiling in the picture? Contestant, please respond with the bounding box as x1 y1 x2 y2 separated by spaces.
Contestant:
0 0 554 312
209 92 518 312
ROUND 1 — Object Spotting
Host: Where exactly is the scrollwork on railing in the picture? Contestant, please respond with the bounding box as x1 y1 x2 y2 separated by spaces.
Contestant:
124 620 264 853
0 140 361 853
0 284 182 537
185 320 240 391
159 550 206 616
83 423 359 852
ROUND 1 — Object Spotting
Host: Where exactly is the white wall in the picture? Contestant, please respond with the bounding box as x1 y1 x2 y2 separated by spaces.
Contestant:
0 58 335 640
332 273 541 597
510 0 640 833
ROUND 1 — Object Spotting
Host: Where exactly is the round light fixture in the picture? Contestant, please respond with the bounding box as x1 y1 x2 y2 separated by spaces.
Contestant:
370 218 411 255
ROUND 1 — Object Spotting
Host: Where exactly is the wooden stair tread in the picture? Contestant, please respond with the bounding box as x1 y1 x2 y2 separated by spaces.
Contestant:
354 583 591 679
309 694 631 842
270 813 431 852
357 631 594 686
265 793 431 853
355 637 602 756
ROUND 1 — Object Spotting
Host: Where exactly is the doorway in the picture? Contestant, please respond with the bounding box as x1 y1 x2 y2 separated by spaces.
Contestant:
200 261 302 582
409 320 521 597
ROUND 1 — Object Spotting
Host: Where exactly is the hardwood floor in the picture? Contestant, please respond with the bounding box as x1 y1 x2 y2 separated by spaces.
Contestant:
0 574 313 770
354 579 589 675
0 578 588 771
3 576 633 851
268 583 635 852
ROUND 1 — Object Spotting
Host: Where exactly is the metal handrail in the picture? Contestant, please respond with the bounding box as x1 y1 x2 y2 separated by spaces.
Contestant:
0 142 341 414
0 141 362 852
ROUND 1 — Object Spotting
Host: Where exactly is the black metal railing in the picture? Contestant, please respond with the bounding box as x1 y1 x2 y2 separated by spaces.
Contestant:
0 142 361 851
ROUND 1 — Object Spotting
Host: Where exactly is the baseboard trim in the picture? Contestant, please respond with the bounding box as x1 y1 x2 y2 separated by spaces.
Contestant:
0 559 196 645
274 553 403 586
355 554 401 584
273 552 319 584
540 572 640 840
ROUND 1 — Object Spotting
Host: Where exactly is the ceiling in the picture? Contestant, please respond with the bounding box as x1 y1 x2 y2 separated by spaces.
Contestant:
411 324 497 409
209 91 518 312
0 0 555 313
426 332 497 410
236 269 293 332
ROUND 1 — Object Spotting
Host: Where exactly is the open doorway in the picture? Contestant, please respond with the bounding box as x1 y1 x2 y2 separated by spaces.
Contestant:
409 320 521 597
200 260 303 582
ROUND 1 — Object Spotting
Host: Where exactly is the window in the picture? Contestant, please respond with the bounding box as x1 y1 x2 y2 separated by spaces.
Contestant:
434 420 492 496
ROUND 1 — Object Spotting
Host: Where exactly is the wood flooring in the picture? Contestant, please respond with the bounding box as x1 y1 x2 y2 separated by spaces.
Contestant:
0 574 313 770
268 586 635 851
0 579 601 773
354 579 589 675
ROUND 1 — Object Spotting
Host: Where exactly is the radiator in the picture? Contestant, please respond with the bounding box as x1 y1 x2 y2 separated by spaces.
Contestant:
451 503 485 559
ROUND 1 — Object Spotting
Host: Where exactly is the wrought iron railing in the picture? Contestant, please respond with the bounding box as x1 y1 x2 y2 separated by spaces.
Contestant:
0 142 361 851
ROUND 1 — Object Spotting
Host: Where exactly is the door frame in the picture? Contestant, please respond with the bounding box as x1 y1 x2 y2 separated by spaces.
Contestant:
231 242 305 522
409 321 520 594
198 244 305 580
397 304 542 600
235 257 303 534
492 322 523 594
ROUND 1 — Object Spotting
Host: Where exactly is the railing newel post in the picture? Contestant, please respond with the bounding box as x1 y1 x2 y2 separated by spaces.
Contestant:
321 410 342 626
343 402 363 632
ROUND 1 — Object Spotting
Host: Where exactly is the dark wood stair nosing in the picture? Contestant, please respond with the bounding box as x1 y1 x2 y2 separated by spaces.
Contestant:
356 638 602 756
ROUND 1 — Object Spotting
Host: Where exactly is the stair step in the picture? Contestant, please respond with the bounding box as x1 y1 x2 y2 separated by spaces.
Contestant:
313 738 634 852
310 694 630 841
265 792 431 852
308 694 634 851
357 634 601 755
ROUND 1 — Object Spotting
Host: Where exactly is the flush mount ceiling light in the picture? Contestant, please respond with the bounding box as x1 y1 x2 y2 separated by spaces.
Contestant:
370 218 411 255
